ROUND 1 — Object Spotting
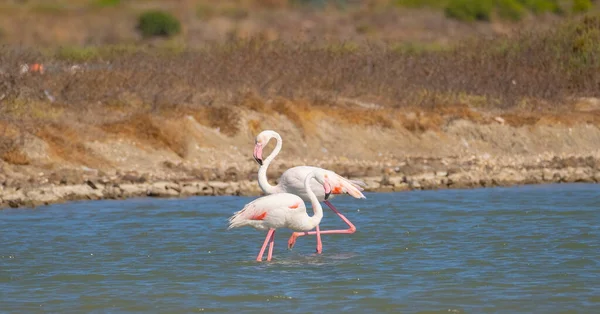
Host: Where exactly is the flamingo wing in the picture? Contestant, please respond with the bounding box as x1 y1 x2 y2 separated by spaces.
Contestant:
227 193 304 230
326 171 367 199
277 166 366 200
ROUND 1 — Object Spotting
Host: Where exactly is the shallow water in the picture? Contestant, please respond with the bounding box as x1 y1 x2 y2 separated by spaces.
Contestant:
1 183 599 313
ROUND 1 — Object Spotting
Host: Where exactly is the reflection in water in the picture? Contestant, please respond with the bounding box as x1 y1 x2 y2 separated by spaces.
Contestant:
1 184 599 313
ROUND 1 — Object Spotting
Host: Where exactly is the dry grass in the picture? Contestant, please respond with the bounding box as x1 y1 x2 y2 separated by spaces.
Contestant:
1 149 30 165
191 106 241 137
0 0 516 48
328 106 395 129
0 133 30 165
1 14 600 165
36 124 109 168
101 113 189 158
247 119 263 135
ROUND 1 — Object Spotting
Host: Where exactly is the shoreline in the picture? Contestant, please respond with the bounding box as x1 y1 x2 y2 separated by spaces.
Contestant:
2 154 598 209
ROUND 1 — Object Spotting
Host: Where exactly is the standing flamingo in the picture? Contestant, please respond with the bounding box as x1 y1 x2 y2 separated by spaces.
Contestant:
228 170 331 262
252 130 366 254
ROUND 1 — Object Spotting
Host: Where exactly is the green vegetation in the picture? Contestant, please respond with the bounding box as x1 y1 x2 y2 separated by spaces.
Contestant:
439 0 594 22
137 10 182 38
495 0 526 21
53 45 142 62
393 0 449 8
30 3 67 14
50 43 190 62
444 0 493 21
564 14 600 70
572 0 593 13
93 0 121 7
519 0 561 14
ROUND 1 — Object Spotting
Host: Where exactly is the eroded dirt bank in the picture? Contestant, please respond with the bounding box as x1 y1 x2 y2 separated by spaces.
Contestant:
2 108 600 209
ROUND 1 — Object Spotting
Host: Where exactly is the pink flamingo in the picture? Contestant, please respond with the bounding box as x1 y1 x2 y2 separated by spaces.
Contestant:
228 170 331 262
252 130 366 254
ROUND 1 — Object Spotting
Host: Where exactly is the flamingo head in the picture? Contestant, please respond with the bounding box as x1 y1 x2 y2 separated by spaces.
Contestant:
313 171 332 200
253 138 265 165
253 130 275 165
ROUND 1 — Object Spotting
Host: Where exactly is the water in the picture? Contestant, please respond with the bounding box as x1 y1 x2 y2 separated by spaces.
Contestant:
1 183 599 313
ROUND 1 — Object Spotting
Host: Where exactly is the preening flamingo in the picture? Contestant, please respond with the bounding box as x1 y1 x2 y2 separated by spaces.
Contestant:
252 130 366 254
228 170 331 262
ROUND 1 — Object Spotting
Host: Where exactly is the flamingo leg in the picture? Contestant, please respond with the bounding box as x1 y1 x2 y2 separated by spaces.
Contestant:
257 228 275 262
288 200 356 250
316 225 323 254
267 230 276 261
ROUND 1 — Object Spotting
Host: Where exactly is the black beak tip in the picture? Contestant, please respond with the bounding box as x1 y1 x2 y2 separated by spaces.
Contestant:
325 192 331 200
254 157 263 165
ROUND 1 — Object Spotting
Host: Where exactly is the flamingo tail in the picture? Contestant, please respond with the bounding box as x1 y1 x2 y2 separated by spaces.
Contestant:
228 206 251 230
338 175 367 199
227 213 247 230
348 179 366 190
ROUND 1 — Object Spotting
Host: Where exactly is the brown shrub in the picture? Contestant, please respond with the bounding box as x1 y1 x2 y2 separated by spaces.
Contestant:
247 119 262 135
101 113 189 158
397 111 445 133
328 106 394 129
236 91 267 112
36 124 108 168
1 149 30 165
0 135 30 165
191 106 241 137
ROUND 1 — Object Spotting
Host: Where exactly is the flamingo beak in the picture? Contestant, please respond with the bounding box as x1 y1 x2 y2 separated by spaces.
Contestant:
253 143 263 165
324 181 332 200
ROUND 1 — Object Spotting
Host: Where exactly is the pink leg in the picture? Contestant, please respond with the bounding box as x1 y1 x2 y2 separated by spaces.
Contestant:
316 225 323 254
288 200 356 249
257 229 275 262
267 230 276 261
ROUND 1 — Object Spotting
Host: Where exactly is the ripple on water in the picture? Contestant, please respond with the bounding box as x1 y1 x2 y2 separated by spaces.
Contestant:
556 242 592 249
559 258 597 267
45 273 108 282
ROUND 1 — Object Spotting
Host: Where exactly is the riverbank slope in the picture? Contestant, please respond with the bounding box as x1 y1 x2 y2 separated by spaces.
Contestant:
2 103 600 209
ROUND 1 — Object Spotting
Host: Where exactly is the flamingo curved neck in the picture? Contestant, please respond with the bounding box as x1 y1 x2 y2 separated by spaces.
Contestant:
257 132 283 195
304 173 323 228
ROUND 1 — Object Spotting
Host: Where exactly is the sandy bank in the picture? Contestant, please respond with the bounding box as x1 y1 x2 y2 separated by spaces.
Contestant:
2 102 600 210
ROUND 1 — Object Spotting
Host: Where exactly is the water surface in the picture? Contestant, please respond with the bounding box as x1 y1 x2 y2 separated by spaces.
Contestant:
1 183 599 313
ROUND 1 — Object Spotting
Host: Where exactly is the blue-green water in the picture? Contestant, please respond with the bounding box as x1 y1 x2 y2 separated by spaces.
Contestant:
1 184 599 313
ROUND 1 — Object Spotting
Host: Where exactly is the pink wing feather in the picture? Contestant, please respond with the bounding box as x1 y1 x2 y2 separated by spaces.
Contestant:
326 171 367 199
227 193 302 229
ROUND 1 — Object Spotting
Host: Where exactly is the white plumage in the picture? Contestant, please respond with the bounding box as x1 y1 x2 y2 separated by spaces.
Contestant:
227 170 331 262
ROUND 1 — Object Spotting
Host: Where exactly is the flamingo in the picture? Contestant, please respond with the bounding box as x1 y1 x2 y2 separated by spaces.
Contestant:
252 130 366 254
228 170 331 262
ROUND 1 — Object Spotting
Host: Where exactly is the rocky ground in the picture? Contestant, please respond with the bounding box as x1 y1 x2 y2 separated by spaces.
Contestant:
2 153 600 209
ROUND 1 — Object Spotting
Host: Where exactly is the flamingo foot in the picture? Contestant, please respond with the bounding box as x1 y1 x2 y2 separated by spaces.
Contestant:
288 232 300 250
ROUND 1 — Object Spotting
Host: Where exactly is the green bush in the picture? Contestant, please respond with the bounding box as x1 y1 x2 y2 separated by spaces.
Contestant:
56 46 100 62
572 0 593 13
570 15 600 62
137 10 182 38
93 0 120 7
519 0 562 15
444 0 493 21
495 0 526 21
394 0 449 8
